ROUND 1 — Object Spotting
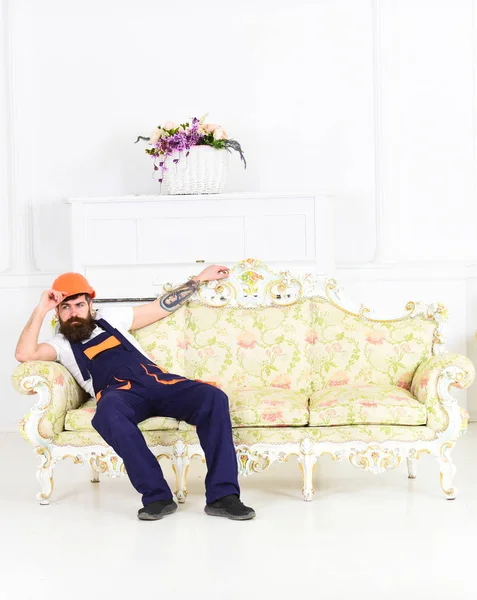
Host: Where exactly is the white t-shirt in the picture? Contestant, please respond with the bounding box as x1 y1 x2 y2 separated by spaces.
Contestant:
45 306 150 398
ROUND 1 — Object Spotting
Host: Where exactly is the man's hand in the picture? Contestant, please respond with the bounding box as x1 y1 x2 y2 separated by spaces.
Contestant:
39 289 66 313
195 265 230 283
131 266 231 330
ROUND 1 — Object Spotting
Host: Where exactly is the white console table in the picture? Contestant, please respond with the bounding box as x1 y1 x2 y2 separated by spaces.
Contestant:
67 193 334 299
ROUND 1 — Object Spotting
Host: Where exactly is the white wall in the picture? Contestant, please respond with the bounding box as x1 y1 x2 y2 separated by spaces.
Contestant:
2 0 477 430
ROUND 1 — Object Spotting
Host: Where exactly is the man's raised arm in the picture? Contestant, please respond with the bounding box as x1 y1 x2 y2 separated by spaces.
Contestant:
15 290 64 362
130 265 230 331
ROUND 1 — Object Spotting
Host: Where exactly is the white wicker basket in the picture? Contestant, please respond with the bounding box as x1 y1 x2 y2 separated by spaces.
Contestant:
161 145 230 195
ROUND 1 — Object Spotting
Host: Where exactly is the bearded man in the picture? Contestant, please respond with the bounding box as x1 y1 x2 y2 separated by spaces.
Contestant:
15 268 255 522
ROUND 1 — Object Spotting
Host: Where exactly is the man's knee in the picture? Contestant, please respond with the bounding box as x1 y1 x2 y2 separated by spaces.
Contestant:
215 388 229 404
206 387 230 412
92 398 127 433
91 403 111 433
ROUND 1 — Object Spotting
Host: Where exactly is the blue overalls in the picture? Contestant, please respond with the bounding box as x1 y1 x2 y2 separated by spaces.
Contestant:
71 318 240 506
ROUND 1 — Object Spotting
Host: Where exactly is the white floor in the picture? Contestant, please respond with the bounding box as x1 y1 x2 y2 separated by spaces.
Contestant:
1 427 477 600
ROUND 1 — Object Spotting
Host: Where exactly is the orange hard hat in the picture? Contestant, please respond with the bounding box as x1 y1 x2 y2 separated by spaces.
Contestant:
52 272 96 300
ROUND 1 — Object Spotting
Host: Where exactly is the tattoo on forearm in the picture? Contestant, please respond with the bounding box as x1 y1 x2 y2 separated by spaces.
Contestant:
159 279 200 312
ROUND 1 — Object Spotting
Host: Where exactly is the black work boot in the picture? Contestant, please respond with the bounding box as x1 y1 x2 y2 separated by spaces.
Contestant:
137 498 178 521
205 494 256 521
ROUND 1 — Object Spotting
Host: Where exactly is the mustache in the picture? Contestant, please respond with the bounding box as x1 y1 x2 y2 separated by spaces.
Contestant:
67 316 88 325
59 313 96 342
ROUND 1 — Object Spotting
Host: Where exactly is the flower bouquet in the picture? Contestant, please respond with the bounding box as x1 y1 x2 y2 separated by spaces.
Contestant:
135 116 246 194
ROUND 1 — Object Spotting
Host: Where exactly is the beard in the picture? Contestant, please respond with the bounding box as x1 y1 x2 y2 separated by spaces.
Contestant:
59 314 97 343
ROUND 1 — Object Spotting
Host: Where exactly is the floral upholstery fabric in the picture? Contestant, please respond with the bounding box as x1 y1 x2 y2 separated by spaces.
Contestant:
13 361 87 440
64 399 179 431
231 425 437 445
131 310 187 376
227 387 309 427
310 384 427 426
411 353 475 432
13 295 473 454
310 298 436 391
183 301 313 394
53 424 438 448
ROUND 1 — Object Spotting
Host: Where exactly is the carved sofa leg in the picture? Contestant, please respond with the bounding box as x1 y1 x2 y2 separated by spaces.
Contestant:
36 447 56 505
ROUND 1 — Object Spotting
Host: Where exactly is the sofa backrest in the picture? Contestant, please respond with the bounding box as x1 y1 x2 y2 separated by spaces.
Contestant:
131 309 187 376
183 300 313 394
311 298 436 391
132 260 443 397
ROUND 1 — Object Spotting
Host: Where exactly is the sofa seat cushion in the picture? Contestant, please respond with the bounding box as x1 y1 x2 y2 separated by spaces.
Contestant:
309 384 427 426
227 387 309 427
53 424 438 449
64 399 180 431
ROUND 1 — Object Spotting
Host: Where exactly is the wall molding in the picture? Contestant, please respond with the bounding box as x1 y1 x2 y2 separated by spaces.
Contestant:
1 0 38 275
0 272 55 290
473 0 477 220
0 0 11 272
1 261 475 290
370 0 387 264
337 260 477 282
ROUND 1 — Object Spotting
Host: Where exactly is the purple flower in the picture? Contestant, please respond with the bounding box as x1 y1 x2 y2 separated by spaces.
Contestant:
141 115 246 187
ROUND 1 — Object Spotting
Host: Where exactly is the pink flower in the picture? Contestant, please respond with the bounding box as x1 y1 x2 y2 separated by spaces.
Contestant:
150 127 164 145
213 126 228 140
319 399 338 407
400 343 411 353
266 346 283 357
198 347 215 358
237 332 257 349
419 374 430 388
262 411 283 423
397 372 413 391
177 337 191 349
326 342 343 353
163 121 178 130
389 394 406 401
366 331 385 345
263 398 285 406
305 329 318 345
271 374 292 389
203 123 220 133
329 372 349 387
53 375 65 386
360 401 378 407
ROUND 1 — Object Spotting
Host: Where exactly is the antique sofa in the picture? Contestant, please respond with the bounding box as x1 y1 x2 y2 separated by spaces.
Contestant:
13 259 474 505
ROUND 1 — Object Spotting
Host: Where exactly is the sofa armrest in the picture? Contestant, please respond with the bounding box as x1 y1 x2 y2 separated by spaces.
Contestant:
12 361 87 445
411 353 474 432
